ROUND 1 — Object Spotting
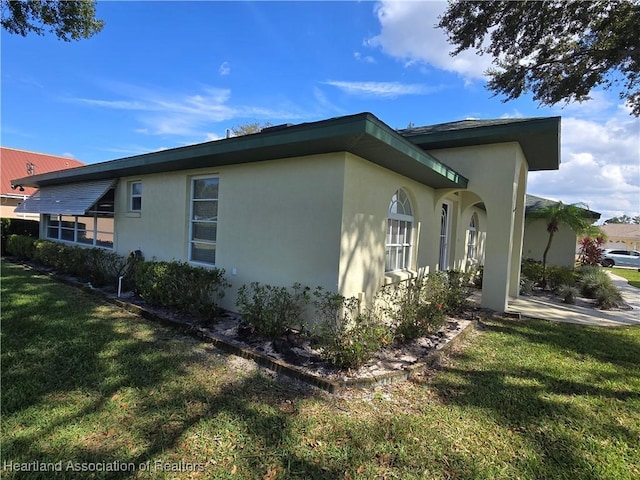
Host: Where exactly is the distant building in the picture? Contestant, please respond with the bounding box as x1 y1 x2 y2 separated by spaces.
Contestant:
1 147 85 219
600 224 640 251
523 194 601 267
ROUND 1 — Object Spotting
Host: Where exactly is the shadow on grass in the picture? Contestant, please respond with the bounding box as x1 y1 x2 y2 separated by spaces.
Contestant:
430 317 640 479
1 262 340 479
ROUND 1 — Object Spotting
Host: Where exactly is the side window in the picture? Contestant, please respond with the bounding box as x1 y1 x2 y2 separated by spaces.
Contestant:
130 181 142 211
189 176 218 265
385 189 413 272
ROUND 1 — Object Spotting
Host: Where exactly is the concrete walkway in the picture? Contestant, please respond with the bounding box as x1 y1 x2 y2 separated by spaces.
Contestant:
507 271 640 327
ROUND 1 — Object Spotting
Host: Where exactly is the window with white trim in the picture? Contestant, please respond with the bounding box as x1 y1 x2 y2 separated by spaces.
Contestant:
130 181 142 211
385 189 413 272
45 214 114 248
44 188 115 249
189 176 218 265
467 213 478 260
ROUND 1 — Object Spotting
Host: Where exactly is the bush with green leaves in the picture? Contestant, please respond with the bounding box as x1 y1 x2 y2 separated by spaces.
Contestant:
557 285 579 304
5 234 36 260
520 277 535 296
7 236 124 287
235 282 310 338
311 290 391 369
135 260 229 319
576 266 625 309
1 218 39 255
378 272 451 342
521 259 544 286
546 265 577 291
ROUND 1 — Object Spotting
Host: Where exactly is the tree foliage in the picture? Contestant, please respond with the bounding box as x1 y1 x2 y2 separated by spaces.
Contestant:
1 0 104 41
604 214 640 224
438 0 640 115
230 122 273 137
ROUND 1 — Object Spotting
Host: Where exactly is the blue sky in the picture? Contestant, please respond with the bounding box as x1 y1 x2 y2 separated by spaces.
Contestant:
2 0 639 221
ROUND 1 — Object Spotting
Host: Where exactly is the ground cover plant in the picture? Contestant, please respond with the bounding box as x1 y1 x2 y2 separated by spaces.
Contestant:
2 260 639 479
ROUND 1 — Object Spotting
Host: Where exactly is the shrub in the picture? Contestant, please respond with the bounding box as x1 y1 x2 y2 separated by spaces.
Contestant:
1 218 39 255
520 277 535 296
236 282 310 338
317 304 391 370
594 283 625 309
135 260 229 319
546 265 577 291
578 236 605 266
5 234 36 260
443 269 472 315
577 266 610 298
521 259 544 286
378 272 452 342
472 265 483 288
557 285 579 304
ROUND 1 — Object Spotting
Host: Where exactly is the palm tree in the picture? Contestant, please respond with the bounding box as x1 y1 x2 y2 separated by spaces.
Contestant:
527 200 596 275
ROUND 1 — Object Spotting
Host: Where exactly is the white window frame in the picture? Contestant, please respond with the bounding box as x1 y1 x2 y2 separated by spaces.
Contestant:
385 189 414 272
467 213 478 260
189 175 218 266
439 201 452 270
129 181 142 212
45 214 114 249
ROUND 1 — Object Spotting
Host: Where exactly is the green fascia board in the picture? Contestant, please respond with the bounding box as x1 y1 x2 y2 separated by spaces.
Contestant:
12 112 468 190
402 116 561 172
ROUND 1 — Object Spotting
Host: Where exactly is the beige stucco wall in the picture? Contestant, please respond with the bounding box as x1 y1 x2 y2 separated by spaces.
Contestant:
115 154 346 311
523 219 577 268
429 142 528 311
1 197 39 220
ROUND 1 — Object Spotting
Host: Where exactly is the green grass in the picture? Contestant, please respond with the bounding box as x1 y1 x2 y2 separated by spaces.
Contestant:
2 260 639 479
611 267 640 288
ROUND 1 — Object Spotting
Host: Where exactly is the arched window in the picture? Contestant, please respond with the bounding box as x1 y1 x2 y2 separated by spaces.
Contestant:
385 189 413 272
467 213 478 260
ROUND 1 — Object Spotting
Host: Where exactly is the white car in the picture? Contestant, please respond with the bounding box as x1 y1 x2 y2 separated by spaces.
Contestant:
600 249 640 268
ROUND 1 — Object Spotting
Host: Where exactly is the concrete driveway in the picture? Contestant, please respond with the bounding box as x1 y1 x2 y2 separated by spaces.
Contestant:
507 271 639 327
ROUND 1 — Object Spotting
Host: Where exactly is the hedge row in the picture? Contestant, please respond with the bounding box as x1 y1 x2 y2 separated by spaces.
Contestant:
1 218 39 255
5 235 229 318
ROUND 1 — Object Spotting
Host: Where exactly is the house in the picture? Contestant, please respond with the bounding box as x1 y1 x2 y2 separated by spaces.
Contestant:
12 112 561 313
523 194 601 267
1 147 85 219
599 223 640 251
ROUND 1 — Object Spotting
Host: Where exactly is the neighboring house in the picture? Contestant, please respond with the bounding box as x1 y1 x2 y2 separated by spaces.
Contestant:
600 223 640 251
12 113 561 313
523 194 601 268
1 147 85 219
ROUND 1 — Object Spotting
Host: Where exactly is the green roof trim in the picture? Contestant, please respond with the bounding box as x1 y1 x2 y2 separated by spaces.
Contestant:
400 116 561 171
12 113 469 190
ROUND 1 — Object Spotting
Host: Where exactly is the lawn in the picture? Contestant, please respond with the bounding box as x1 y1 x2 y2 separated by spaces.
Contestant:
2 260 639 479
611 267 640 289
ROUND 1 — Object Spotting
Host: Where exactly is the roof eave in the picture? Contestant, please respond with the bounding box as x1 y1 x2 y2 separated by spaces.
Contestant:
403 117 561 172
12 113 468 190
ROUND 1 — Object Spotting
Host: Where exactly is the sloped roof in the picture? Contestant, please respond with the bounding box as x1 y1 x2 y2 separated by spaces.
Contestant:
1 147 85 197
600 223 640 240
11 113 468 190
400 117 561 171
10 112 562 190
525 194 601 219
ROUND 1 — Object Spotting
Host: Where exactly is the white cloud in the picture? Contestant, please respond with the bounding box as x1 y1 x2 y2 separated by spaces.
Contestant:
324 80 439 98
69 84 304 137
353 51 376 64
219 61 231 76
369 0 492 80
527 111 640 221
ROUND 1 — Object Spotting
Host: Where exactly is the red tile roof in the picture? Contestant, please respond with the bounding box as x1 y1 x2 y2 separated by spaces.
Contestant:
1 147 85 197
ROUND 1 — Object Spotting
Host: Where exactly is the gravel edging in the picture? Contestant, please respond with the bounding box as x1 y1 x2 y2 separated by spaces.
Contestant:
8 258 477 393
